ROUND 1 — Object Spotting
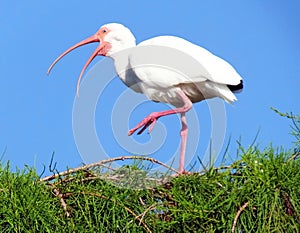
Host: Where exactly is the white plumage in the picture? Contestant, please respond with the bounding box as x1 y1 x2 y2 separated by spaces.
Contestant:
110 30 242 106
48 23 243 174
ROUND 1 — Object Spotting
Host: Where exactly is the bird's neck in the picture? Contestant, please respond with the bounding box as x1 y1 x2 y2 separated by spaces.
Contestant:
109 46 134 78
106 38 137 57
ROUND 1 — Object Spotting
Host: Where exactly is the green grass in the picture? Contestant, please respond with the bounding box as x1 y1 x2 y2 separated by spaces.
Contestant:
0 165 66 232
0 110 299 232
1 148 299 232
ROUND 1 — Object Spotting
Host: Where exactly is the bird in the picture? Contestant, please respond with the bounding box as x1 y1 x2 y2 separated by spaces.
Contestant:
48 23 243 174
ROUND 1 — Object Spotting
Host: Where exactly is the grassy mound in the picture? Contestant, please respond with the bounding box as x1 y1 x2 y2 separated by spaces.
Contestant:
0 147 299 232
1 110 299 232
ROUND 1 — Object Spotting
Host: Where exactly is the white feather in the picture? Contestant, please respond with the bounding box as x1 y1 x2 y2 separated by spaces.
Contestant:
106 24 243 106
137 36 242 86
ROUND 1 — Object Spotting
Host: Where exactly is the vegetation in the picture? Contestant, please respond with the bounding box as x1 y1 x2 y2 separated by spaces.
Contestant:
0 110 299 232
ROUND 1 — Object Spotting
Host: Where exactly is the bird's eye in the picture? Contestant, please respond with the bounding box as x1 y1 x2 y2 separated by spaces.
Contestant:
102 29 107 33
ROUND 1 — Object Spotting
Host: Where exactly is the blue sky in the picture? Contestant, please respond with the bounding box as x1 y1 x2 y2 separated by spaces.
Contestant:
1 1 299 175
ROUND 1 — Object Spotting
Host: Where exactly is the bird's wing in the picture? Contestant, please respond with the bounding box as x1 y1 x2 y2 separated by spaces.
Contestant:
133 36 242 87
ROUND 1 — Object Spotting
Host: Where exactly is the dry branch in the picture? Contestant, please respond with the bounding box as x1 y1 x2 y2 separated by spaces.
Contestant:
53 188 70 217
40 156 179 182
232 202 249 233
286 150 300 163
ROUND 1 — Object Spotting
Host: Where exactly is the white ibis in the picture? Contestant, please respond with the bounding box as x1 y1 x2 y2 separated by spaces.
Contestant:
48 23 243 174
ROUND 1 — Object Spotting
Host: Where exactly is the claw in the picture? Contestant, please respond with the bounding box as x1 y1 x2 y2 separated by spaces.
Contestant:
128 114 159 136
147 118 157 134
137 122 150 135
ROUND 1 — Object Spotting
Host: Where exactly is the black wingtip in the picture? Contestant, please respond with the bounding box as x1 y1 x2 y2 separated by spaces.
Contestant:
227 80 243 93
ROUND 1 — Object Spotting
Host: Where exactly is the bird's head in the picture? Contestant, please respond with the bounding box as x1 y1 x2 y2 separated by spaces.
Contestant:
100 23 136 56
47 23 136 95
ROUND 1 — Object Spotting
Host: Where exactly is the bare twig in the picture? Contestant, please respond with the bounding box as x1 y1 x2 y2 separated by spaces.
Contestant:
139 197 146 206
286 150 300 163
40 156 179 182
53 188 70 217
232 202 249 233
124 204 157 231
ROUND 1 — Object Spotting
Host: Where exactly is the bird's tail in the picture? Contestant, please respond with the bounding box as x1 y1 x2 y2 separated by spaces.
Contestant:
227 80 244 93
214 83 238 104
198 81 238 104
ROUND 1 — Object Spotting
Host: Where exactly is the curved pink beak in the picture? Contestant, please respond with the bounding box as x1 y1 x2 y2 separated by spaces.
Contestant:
47 34 109 96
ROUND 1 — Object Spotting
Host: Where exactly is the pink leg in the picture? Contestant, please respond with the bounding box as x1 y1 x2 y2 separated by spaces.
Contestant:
178 112 188 174
128 90 192 136
128 90 192 174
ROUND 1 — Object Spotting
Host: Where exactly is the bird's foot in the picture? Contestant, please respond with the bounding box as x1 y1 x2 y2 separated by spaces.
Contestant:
128 112 160 136
167 170 191 179
180 170 191 175
173 170 190 178
176 169 191 175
